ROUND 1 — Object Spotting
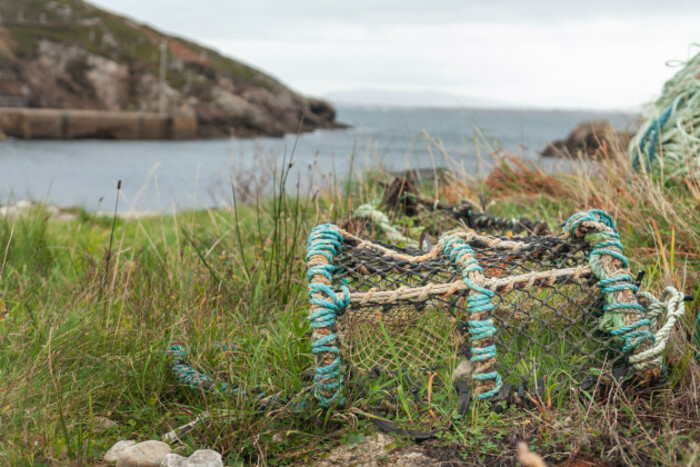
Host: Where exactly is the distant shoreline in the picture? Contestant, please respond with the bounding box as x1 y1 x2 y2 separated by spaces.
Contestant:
332 101 642 116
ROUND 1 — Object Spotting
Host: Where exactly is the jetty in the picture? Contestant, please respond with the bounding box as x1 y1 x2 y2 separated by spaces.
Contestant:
0 108 198 140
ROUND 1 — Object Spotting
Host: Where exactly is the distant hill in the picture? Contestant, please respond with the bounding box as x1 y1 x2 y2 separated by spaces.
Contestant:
324 88 504 109
0 0 341 137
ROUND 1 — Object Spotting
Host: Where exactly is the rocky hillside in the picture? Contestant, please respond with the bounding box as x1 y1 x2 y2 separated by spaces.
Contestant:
0 0 342 137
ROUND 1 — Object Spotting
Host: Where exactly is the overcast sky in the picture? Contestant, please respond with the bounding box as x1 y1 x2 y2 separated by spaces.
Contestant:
91 0 700 110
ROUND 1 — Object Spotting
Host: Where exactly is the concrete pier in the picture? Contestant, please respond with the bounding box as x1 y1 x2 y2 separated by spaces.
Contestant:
0 108 198 140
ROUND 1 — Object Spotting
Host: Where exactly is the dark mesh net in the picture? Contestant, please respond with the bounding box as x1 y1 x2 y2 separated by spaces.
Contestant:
380 177 550 236
330 231 626 408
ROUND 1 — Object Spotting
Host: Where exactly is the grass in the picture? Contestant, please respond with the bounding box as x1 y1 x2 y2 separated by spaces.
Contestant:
1 140 700 465
0 0 278 96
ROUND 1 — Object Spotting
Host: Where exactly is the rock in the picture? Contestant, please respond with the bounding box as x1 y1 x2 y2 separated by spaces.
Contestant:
516 441 547 467
104 440 136 465
0 200 34 219
159 450 222 467
0 200 77 221
15 199 31 210
0 1 344 139
541 119 634 159
452 357 474 383
186 449 223 467
93 416 118 432
116 440 171 467
84 53 130 111
160 453 188 467
541 140 568 158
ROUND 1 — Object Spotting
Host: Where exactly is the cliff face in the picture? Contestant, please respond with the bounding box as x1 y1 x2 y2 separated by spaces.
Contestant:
0 0 342 138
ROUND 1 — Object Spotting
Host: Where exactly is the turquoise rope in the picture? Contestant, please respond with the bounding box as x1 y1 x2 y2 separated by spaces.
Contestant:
171 345 223 392
306 224 349 407
564 210 654 354
169 345 306 408
441 231 502 399
631 94 687 171
353 203 419 248
628 46 700 179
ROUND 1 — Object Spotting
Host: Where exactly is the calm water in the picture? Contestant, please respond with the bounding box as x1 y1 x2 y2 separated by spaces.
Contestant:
0 106 636 212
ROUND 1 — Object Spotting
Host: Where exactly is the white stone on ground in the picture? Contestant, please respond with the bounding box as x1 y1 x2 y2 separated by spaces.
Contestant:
104 440 136 465
159 450 223 467
186 449 223 467
159 453 188 467
0 200 77 220
115 440 171 467
452 357 474 383
93 416 118 432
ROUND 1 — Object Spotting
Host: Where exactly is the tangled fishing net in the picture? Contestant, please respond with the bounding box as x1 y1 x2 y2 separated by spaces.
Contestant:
306 209 687 431
629 46 700 179
344 177 549 249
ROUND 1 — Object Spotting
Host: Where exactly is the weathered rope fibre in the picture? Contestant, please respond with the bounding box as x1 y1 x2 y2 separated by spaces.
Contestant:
629 45 700 179
376 177 550 236
169 344 276 403
441 230 502 399
353 203 419 248
306 224 349 407
352 200 548 249
563 209 686 376
170 345 230 393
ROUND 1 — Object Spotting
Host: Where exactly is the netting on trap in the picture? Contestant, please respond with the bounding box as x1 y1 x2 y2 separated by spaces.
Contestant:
343 177 550 250
306 209 687 410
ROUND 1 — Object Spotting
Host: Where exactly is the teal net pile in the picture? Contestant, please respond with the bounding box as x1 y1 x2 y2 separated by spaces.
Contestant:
629 46 700 179
306 210 687 420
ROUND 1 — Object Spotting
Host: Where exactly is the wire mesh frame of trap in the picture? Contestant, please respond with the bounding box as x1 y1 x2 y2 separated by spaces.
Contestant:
350 176 551 242
306 210 673 410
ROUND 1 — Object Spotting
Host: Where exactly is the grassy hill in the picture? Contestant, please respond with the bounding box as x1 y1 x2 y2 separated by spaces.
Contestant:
0 0 341 137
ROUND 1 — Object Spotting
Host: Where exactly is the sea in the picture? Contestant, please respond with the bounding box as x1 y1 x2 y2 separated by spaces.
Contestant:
0 106 637 212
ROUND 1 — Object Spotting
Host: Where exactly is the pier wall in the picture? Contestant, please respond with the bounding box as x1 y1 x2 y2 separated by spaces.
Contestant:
0 108 198 140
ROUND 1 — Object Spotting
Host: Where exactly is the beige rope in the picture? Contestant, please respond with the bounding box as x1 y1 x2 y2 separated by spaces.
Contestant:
340 265 592 305
332 225 552 263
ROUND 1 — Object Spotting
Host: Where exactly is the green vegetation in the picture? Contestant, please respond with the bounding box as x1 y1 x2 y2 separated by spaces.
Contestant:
1 145 700 465
0 0 277 91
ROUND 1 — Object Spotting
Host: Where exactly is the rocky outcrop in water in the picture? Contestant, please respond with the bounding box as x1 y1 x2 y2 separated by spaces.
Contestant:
0 0 343 138
541 120 633 159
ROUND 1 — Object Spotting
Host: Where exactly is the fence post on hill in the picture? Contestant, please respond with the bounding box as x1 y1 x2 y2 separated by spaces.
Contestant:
159 40 168 114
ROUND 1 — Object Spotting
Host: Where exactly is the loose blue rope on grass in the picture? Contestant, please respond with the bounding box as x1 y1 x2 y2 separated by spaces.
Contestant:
169 344 302 407
170 345 221 391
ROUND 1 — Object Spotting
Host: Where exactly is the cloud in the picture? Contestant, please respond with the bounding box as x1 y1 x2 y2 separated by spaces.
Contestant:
92 0 700 109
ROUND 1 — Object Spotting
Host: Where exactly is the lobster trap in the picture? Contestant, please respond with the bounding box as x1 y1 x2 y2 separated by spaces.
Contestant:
306 209 686 419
